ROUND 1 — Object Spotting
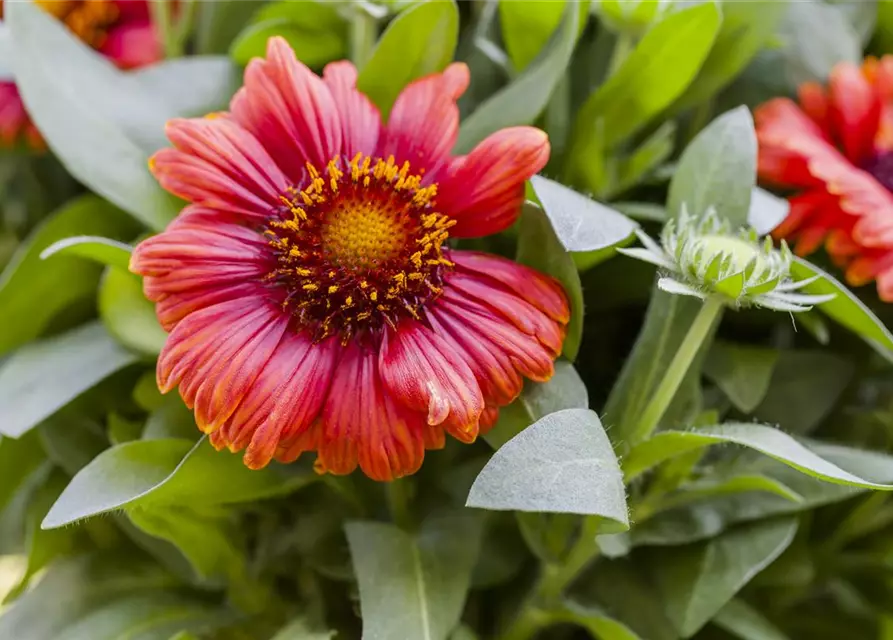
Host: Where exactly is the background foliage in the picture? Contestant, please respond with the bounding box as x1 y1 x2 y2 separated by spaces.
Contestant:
3 1 893 639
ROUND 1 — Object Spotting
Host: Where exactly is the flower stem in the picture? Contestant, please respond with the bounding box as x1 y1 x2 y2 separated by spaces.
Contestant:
629 295 724 444
171 0 198 57
349 4 379 69
149 0 176 58
387 479 413 530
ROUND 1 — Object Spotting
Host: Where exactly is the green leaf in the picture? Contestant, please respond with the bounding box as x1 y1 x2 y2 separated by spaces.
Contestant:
38 413 109 477
486 360 588 449
143 394 201 442
703 342 779 413
0 431 45 514
271 617 336 640
876 0 893 54
559 601 644 640
712 598 791 640
40 236 132 271
644 517 797 637
43 437 315 528
516 202 584 360
467 408 629 530
674 1 787 111
357 0 459 119
790 257 893 357
0 195 138 356
633 445 893 546
623 423 893 490
128 507 244 582
529 176 638 253
0 323 138 438
99 267 167 357
455 2 579 153
753 350 853 434
7 2 238 230
780 0 861 84
345 513 484 640
499 0 588 72
664 474 802 511
0 553 178 640
569 1 721 182
196 1 263 54
667 106 757 225
230 1 347 68
748 186 789 235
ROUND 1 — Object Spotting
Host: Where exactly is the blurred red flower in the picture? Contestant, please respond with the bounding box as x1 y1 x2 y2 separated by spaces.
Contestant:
0 0 162 150
131 38 568 481
755 56 893 301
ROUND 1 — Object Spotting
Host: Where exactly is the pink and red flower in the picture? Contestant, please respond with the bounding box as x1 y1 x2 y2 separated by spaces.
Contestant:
0 0 162 150
755 56 893 301
131 37 568 481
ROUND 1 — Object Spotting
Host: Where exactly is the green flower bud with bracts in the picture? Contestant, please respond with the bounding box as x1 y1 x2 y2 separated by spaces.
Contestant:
618 207 836 312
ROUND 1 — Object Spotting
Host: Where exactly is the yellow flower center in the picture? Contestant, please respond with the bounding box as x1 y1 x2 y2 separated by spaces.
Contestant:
692 234 768 275
36 0 119 48
264 154 455 343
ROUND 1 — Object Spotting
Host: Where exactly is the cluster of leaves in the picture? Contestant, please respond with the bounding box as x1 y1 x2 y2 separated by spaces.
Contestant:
2 1 893 639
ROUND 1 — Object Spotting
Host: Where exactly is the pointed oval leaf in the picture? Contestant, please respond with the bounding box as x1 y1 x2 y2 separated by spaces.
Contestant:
703 342 779 413
455 2 578 153
43 437 315 528
645 518 798 637
346 514 483 640
668 107 757 226
790 257 893 357
40 236 132 271
99 267 167 357
529 176 638 253
0 322 138 438
713 598 791 640
624 423 893 490
357 0 458 119
467 408 629 530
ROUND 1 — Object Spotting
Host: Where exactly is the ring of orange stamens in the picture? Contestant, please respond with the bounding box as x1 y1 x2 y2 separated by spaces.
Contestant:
264 153 455 343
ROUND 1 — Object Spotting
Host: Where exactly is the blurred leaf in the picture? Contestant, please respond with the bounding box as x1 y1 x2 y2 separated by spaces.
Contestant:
230 1 347 68
39 413 109 477
7 2 237 230
827 0 877 45
196 0 263 54
499 0 588 71
0 323 138 438
559 601 643 640
703 342 779 413
128 507 244 582
133 370 165 412
0 553 179 639
529 176 638 252
624 423 893 490
270 617 336 640
486 360 588 448
748 187 789 235
614 121 677 196
516 203 585 360
358 0 459 119
674 1 787 110
0 195 138 356
876 0 893 54
753 350 853 434
467 408 629 530
667 106 757 225
43 437 315 528
644 518 797 637
0 430 45 514
346 513 483 640
456 2 578 153
107 413 143 445
570 1 720 184
791 257 893 358
713 598 791 640
40 236 132 271
666 474 802 510
99 267 167 357
143 394 201 442
781 0 861 84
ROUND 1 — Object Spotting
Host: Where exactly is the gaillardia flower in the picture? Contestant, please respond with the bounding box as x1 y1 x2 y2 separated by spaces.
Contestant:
755 56 893 300
0 0 161 149
619 208 834 312
131 37 568 481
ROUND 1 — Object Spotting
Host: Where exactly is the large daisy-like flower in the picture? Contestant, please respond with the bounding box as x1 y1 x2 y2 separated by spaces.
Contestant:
131 37 567 481
0 0 162 149
755 56 893 301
